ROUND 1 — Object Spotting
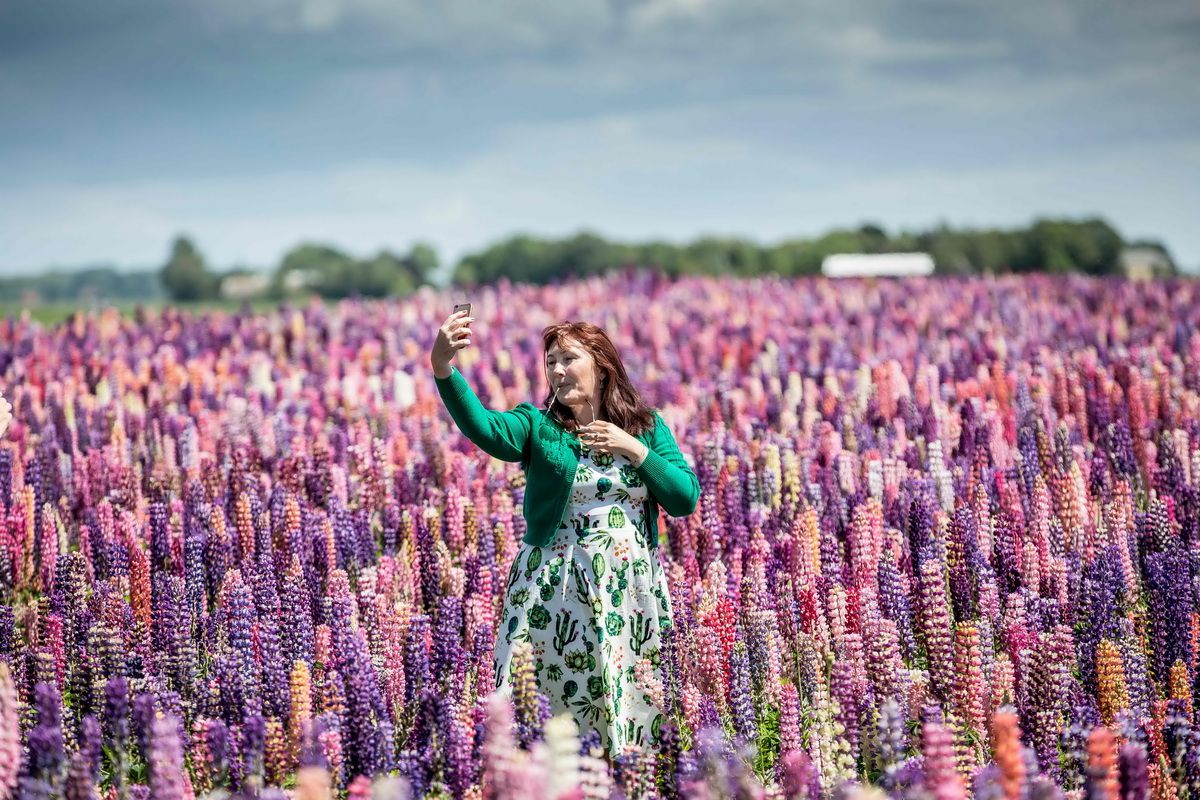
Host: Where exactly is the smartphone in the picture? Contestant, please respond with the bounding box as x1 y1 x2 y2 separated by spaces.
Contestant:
453 302 472 317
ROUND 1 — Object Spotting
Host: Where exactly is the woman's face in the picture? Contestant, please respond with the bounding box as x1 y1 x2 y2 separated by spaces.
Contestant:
546 337 602 409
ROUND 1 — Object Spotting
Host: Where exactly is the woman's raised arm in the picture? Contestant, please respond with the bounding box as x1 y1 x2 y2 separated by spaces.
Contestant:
431 310 533 462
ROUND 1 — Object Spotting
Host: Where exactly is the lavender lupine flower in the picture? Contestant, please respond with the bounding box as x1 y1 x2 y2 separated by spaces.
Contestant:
131 692 158 764
153 574 197 702
871 698 906 790
1161 702 1199 795
916 556 955 701
972 765 1005 800
148 501 172 574
148 714 188 800
1057 718 1090 794
613 747 657 799
0 608 13 660
876 551 916 660
0 450 11 508
183 509 209 626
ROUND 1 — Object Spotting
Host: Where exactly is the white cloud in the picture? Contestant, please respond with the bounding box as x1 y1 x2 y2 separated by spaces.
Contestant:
3 109 1196 276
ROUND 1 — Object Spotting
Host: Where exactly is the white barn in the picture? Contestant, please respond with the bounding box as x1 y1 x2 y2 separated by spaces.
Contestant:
821 252 935 278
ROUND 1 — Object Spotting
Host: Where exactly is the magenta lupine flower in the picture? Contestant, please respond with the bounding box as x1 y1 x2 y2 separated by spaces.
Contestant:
920 710 965 800
916 555 955 701
0 663 19 798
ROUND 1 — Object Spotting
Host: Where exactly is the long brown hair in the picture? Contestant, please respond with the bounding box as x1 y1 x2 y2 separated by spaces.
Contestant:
541 321 655 436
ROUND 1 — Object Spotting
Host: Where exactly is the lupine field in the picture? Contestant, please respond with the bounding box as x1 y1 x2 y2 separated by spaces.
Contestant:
1 271 1200 799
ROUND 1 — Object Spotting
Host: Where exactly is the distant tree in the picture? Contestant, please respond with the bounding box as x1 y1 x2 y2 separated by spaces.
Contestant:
270 241 436 299
404 242 440 285
160 236 219 301
858 223 889 253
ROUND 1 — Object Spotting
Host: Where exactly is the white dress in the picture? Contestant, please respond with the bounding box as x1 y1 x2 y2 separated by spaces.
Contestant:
492 443 674 753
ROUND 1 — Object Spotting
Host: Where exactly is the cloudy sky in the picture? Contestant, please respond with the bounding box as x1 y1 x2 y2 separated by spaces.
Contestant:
2 0 1198 277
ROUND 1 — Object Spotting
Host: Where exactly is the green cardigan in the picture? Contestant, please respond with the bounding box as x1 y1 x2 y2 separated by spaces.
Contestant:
434 366 699 549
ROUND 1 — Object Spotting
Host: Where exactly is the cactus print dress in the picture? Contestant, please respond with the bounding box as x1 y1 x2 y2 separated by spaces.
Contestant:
493 442 673 754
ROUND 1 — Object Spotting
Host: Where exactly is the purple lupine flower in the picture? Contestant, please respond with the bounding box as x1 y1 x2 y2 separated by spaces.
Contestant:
131 692 158 764
205 717 231 788
331 504 358 573
1118 741 1149 800
403 614 431 707
183 502 209 621
0 449 12 508
1144 544 1192 686
249 564 290 719
280 557 315 666
63 752 97 800
341 630 392 777
779 749 820 800
25 683 66 786
432 595 465 696
153 574 196 703
437 692 472 797
148 501 172 574
240 713 266 789
218 573 262 722
829 657 863 760
727 638 756 743
877 550 916 660
873 697 906 790
946 505 978 619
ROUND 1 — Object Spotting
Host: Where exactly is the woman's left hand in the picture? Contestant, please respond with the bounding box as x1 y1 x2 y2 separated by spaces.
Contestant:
578 421 648 466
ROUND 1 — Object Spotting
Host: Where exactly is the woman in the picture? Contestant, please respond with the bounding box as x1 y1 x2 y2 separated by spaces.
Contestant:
430 309 699 754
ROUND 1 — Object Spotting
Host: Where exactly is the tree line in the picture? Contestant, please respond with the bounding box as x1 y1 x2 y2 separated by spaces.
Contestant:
453 218 1176 285
0 217 1180 306
159 217 1173 301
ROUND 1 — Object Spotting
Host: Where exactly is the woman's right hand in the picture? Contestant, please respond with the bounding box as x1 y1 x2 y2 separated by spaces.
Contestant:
431 309 475 378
